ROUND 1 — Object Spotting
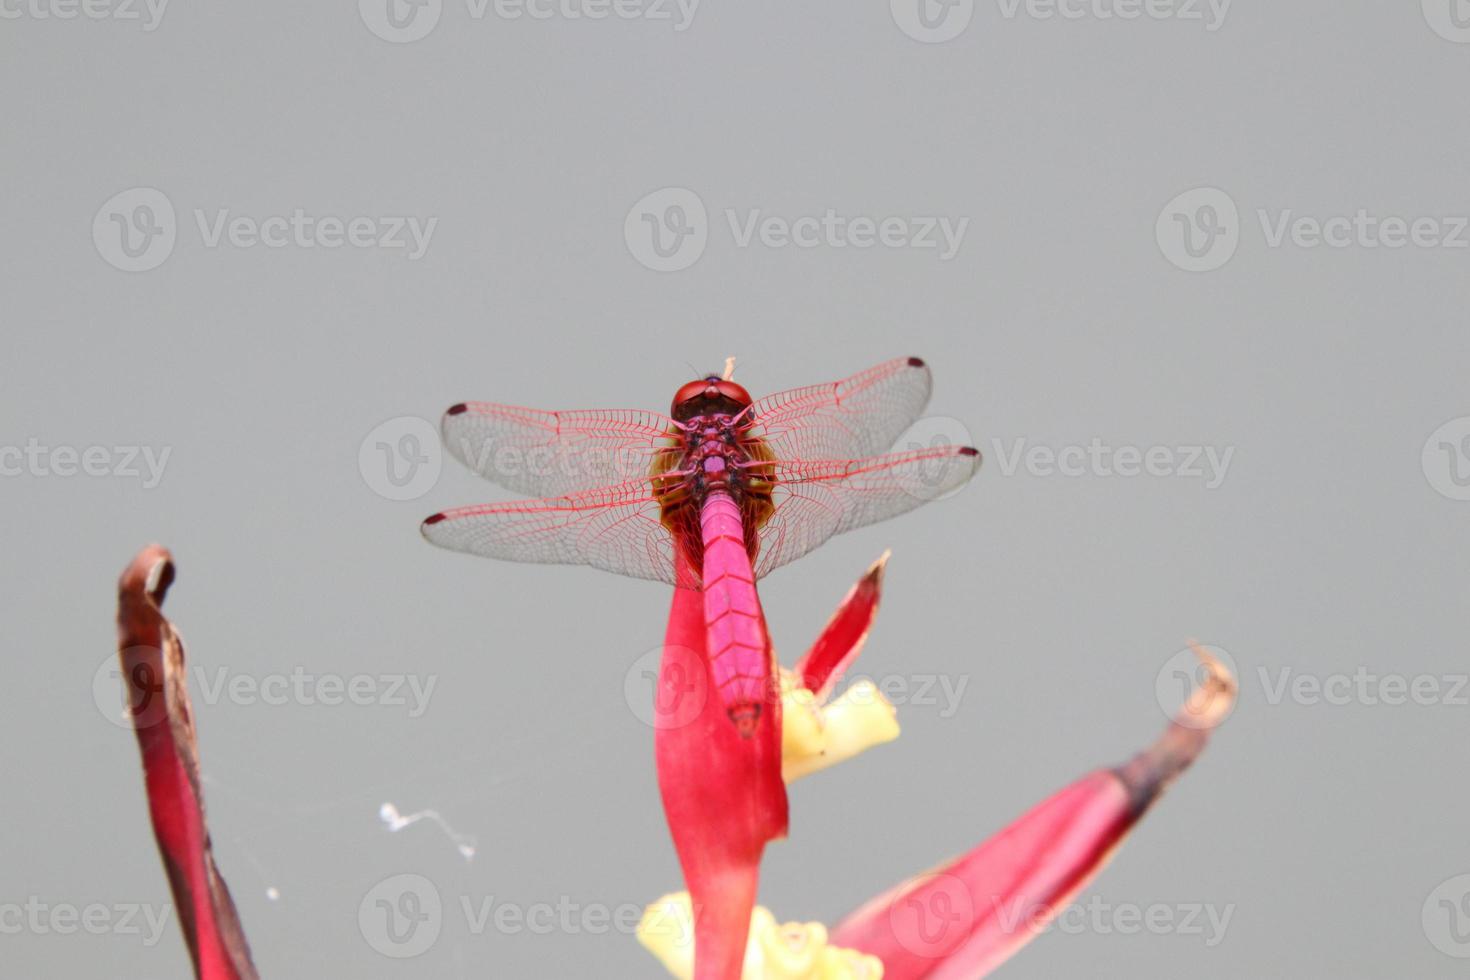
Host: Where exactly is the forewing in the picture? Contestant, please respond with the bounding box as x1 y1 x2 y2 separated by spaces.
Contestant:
441 402 681 497
753 445 980 578
747 357 933 461
421 480 678 585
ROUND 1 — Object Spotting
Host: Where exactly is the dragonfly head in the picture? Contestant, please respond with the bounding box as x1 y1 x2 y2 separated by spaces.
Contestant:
671 375 753 423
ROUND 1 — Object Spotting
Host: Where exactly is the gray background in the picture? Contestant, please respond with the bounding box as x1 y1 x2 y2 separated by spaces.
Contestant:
3 1 1469 977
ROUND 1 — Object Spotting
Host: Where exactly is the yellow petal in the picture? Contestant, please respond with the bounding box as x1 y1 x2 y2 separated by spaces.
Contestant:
780 669 826 764
781 677 901 783
637 893 700 980
638 892 884 979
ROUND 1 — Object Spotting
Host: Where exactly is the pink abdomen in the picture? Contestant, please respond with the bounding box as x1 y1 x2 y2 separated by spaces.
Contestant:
699 490 771 737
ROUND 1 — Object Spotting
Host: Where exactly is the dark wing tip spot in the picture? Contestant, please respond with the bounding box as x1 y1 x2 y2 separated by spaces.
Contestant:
446 402 468 416
907 356 926 368
959 446 980 457
423 513 448 526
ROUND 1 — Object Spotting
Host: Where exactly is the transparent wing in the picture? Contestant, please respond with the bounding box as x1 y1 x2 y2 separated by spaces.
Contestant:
746 357 933 462
441 401 682 498
752 445 980 579
421 479 678 585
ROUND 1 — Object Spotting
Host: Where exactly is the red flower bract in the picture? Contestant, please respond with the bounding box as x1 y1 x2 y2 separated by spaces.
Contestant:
115 545 257 980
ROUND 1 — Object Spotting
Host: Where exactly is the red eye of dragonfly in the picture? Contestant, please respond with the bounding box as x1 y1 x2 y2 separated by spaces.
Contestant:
670 376 754 422
421 357 979 735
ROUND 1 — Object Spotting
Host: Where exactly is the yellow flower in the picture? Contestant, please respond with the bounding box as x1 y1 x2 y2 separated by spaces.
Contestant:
638 893 884 980
780 669 900 782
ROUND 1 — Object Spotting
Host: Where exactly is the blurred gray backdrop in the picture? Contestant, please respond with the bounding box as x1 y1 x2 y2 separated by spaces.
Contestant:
4 1 1470 976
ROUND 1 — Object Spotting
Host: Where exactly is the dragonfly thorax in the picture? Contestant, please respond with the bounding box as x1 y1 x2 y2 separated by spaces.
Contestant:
680 415 752 495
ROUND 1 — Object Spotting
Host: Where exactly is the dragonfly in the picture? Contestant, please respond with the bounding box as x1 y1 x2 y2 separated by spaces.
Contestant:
421 357 979 736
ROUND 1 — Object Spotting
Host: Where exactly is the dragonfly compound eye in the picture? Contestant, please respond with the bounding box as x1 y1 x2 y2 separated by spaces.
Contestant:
670 377 754 422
